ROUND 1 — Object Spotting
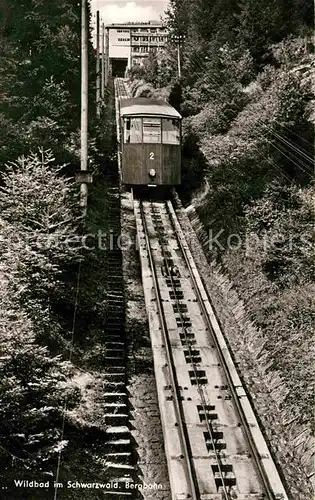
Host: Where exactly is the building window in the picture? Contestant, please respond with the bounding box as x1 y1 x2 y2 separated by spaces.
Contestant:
124 118 142 144
162 119 180 145
143 118 161 143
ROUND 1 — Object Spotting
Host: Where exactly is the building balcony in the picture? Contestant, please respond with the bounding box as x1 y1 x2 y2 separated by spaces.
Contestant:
131 39 167 45
131 29 166 35
132 40 150 44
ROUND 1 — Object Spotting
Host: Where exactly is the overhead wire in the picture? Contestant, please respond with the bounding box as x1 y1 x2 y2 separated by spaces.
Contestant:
273 118 314 147
260 123 314 165
267 141 312 176
256 121 313 177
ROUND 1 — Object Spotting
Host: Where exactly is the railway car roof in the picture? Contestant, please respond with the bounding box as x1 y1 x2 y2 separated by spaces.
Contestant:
119 98 181 119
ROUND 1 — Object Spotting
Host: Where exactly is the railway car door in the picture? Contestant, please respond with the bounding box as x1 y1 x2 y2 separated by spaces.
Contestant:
162 118 181 184
142 117 162 184
122 117 143 184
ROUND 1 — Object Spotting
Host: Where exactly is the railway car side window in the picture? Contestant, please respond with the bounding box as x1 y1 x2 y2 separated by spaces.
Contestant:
162 119 180 145
124 118 142 143
143 118 161 143
124 118 131 143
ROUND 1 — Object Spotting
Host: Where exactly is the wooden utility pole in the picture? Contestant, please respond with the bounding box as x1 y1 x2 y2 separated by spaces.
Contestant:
171 33 186 78
96 10 100 117
177 43 181 78
80 0 88 215
101 22 105 99
105 27 109 87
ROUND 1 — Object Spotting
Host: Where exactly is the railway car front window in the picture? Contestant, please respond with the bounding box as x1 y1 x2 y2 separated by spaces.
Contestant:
162 119 180 145
143 118 161 143
124 118 142 143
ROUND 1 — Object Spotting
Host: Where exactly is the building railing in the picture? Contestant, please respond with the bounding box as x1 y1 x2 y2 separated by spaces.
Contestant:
130 31 168 36
131 39 167 45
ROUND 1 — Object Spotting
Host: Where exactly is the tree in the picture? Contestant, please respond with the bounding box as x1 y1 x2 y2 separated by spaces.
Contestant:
0 0 81 108
164 0 191 39
143 49 159 86
0 277 79 483
168 82 182 112
0 0 95 165
0 149 82 485
0 150 81 340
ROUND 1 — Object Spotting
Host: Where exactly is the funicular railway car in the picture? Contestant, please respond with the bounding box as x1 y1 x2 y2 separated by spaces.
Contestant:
119 97 182 186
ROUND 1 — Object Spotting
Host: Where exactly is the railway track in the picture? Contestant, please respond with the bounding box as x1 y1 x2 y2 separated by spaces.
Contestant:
114 78 130 180
115 78 130 99
134 197 289 500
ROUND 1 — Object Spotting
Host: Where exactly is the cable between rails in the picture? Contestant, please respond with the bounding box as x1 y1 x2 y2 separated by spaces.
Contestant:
152 200 233 500
138 200 200 500
142 199 233 500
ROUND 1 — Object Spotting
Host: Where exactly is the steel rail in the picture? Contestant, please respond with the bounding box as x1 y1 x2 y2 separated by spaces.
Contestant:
166 199 288 500
149 200 232 500
139 200 200 500
115 78 129 98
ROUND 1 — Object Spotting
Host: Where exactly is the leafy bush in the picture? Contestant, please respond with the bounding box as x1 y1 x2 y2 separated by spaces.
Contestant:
244 182 314 286
271 36 314 67
129 79 155 98
218 43 255 85
187 100 241 138
127 65 146 81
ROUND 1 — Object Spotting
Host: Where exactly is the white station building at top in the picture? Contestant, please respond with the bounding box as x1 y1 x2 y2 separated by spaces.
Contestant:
105 21 168 76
